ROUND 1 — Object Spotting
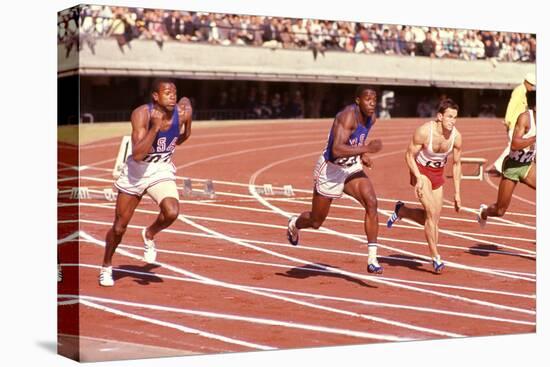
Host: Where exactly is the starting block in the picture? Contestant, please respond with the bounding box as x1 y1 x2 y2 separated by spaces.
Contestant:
112 136 132 179
460 157 487 181
257 184 295 197
182 178 216 199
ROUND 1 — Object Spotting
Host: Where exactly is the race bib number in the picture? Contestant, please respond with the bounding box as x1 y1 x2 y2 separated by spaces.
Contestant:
143 152 173 163
334 155 359 168
509 149 535 163
424 157 447 168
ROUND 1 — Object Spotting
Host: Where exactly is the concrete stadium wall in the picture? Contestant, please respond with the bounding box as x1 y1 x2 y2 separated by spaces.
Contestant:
58 39 535 90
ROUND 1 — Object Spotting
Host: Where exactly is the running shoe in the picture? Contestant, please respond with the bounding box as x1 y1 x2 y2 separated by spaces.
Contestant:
99 266 114 287
432 260 445 274
386 201 404 228
477 204 488 229
367 262 384 274
142 228 157 263
286 216 299 246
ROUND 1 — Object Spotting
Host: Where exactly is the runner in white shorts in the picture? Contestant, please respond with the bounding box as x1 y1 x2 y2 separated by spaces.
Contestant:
99 79 193 287
287 85 384 274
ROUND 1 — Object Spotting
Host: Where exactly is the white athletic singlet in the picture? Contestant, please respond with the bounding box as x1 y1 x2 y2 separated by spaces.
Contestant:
415 121 456 169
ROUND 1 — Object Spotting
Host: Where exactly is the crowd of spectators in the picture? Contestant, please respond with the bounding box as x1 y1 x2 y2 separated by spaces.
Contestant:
59 5 536 62
210 87 305 120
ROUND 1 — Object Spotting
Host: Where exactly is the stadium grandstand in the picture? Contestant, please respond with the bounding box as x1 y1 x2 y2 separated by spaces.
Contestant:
57 5 536 124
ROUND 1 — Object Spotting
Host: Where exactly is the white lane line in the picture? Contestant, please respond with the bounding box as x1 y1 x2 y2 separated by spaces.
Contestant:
69 263 536 325
61 294 415 342
61 228 536 297
159 198 537 244
59 298 275 350
77 231 466 339
65 203 537 279
247 151 536 282
178 213 535 314
60 173 537 220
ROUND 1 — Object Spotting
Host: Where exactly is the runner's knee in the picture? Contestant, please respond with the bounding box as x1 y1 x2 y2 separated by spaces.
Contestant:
365 195 378 215
162 200 180 222
112 221 128 237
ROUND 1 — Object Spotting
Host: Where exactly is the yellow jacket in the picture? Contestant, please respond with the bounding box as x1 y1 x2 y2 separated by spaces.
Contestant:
504 83 527 130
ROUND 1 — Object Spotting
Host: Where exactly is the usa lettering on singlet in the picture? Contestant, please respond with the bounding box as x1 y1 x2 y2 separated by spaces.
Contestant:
508 109 536 164
416 121 456 169
142 103 180 164
322 105 374 167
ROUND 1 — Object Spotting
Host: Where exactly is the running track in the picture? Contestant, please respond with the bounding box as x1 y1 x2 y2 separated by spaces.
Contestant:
57 118 536 361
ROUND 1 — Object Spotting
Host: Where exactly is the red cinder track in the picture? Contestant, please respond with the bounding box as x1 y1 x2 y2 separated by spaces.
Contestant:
57 118 536 362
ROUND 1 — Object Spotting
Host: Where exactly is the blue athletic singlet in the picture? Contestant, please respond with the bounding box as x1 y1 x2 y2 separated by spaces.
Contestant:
322 104 374 166
142 103 180 163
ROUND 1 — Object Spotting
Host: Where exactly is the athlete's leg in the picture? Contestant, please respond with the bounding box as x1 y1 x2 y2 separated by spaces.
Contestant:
343 172 378 243
343 171 382 273
521 162 536 190
145 197 180 239
427 185 444 260
410 175 441 259
102 192 142 267
296 190 333 230
145 180 181 239
397 203 426 225
483 177 518 218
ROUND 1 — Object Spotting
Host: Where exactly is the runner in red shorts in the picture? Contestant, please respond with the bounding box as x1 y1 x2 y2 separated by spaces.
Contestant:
386 99 463 273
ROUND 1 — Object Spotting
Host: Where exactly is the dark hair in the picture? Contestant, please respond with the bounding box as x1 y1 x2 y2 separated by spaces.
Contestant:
526 90 536 109
151 78 175 94
438 98 459 114
355 85 377 98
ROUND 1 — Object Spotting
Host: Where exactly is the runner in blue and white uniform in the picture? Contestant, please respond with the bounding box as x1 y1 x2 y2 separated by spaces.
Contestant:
100 79 193 286
287 86 384 274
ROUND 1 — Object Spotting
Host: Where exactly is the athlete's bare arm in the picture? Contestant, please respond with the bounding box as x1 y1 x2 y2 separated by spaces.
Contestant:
331 108 379 159
511 111 536 151
405 123 429 197
452 131 462 212
130 105 164 161
176 97 193 145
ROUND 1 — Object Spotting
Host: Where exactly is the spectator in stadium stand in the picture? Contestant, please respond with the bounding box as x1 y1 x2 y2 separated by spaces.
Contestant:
232 14 254 45
278 19 295 49
179 12 195 42
289 90 305 118
379 27 395 55
309 19 326 60
107 7 135 53
79 7 97 55
271 93 282 118
144 10 167 49
354 27 376 54
292 18 309 48
163 10 181 40
421 31 436 57
416 97 433 118
194 13 211 42
259 17 280 48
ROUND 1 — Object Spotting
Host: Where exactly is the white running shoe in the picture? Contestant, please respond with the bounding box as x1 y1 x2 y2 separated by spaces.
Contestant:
477 204 488 229
286 216 299 246
142 228 157 263
99 266 114 287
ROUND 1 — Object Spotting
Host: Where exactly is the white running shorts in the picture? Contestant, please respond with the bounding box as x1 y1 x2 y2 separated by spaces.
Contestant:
313 154 363 198
114 156 179 203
